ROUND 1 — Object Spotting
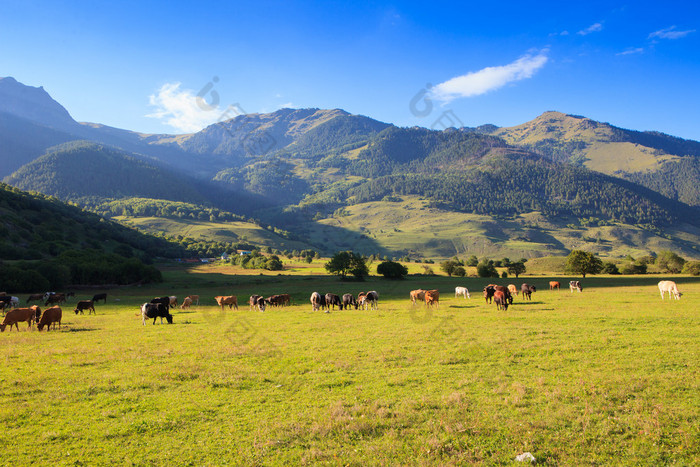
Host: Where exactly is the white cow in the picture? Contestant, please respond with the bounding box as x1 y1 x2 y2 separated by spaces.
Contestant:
454 287 471 299
658 280 682 300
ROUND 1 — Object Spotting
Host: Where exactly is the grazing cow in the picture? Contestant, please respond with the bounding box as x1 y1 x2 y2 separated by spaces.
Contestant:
549 281 560 291
26 293 45 304
310 292 327 312
150 296 170 310
507 284 518 296
180 297 193 309
249 295 262 311
186 295 200 305
141 303 173 325
359 291 378 310
45 293 66 306
569 281 583 293
278 294 292 306
38 306 62 331
342 293 357 310
169 296 178 308
357 292 366 305
266 295 287 308
0 297 19 314
424 289 439 308
483 285 496 304
410 289 426 306
254 296 267 312
1 306 41 332
492 285 513 305
493 291 509 311
521 284 536 300
658 280 682 300
455 287 471 299
325 293 342 310
92 293 108 304
74 300 95 315
214 295 238 311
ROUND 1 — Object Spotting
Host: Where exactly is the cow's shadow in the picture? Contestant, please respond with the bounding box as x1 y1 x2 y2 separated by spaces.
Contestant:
511 301 544 306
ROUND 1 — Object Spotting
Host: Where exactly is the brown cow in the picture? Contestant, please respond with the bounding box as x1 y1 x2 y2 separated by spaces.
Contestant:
74 300 95 315
1 306 41 332
493 285 513 305
549 281 560 291
180 297 193 309
425 289 439 308
215 295 238 310
507 284 518 296
493 291 509 311
410 289 426 305
45 293 66 306
169 296 178 308
38 306 62 331
186 295 200 305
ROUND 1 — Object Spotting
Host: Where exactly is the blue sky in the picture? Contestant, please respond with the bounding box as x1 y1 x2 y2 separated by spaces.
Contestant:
1 1 699 139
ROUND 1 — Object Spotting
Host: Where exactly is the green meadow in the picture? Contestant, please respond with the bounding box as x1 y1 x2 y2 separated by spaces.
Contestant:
1 266 698 465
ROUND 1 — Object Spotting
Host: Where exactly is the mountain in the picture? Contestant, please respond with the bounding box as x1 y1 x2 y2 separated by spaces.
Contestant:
479 111 700 206
4 141 210 204
2 77 699 259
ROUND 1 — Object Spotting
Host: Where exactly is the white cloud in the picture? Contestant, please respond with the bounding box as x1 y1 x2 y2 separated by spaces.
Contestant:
617 47 644 56
578 22 603 35
278 102 295 109
648 26 696 40
146 82 225 133
430 50 549 103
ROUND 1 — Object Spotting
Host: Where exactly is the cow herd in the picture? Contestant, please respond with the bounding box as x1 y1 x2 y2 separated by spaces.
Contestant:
0 291 110 332
310 291 378 312
0 279 686 332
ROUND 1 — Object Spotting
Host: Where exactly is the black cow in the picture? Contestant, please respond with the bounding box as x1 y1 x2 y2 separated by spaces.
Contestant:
92 293 107 304
150 296 171 311
141 302 173 325
521 283 536 300
342 293 357 310
325 293 342 310
74 300 95 315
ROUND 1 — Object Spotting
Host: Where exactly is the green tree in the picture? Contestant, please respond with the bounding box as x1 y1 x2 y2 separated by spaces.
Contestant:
325 251 369 280
466 255 479 267
477 260 498 278
440 260 459 277
682 261 700 276
507 261 526 278
566 250 603 278
454 266 466 277
656 250 686 273
602 262 620 275
377 260 408 279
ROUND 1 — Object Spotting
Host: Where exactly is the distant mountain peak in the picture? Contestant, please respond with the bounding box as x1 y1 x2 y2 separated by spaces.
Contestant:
0 76 78 131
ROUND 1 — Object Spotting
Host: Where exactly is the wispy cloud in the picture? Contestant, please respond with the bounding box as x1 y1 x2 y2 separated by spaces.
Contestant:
578 22 603 35
146 82 223 133
617 47 644 56
430 50 549 103
648 26 696 40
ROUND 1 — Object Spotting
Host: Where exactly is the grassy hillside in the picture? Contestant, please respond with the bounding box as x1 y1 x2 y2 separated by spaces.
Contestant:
0 183 183 261
318 196 700 259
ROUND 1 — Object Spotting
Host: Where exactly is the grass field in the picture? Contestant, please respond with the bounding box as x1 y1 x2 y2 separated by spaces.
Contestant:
1 268 698 465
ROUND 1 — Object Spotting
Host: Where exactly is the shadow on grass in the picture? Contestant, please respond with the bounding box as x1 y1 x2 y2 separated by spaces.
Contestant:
511 301 544 305
67 327 98 332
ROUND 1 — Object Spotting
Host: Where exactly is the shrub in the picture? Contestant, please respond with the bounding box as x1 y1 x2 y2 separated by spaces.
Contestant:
377 261 408 279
